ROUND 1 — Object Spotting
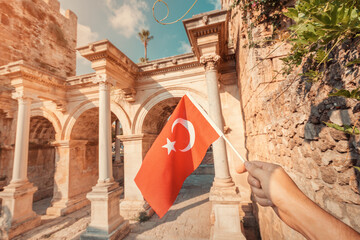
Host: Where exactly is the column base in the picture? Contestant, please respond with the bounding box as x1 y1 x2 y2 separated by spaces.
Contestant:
0 181 41 239
81 182 129 240
80 220 129 240
46 193 90 216
120 200 154 220
209 183 245 240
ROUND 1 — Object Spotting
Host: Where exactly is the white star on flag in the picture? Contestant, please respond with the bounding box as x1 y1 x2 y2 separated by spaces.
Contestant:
162 138 176 155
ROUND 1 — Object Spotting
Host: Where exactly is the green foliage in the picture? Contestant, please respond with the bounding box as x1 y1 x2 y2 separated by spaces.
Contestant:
329 88 360 101
355 166 360 172
299 69 322 82
281 0 360 81
231 0 291 36
138 29 154 60
324 122 360 135
346 58 360 66
280 1 360 171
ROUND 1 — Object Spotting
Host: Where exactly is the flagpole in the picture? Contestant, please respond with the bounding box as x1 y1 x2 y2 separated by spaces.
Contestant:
185 92 246 163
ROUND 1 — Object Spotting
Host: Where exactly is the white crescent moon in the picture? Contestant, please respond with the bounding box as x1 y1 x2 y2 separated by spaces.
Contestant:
171 118 195 152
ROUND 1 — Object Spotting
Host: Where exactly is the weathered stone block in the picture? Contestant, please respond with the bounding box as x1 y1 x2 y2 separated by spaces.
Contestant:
320 166 337 184
328 109 352 126
304 122 318 140
321 150 342 166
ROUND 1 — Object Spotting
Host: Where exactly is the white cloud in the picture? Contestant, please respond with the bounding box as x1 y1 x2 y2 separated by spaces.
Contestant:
178 41 192 54
106 0 148 38
76 23 99 66
208 0 221 9
77 23 99 47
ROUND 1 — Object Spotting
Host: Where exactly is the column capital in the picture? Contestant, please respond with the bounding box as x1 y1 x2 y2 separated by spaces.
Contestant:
200 54 221 71
92 74 116 87
11 91 33 102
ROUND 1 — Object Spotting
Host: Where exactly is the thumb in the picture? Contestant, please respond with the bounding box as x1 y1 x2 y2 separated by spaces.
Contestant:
245 161 264 181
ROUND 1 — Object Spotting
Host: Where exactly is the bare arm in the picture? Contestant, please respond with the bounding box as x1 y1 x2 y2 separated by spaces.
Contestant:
241 161 360 240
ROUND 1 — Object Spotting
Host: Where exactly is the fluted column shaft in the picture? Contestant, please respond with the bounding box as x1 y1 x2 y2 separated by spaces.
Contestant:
200 55 233 186
11 95 32 183
97 77 114 183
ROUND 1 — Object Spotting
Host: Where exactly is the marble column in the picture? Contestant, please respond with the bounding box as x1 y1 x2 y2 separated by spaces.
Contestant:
119 134 155 220
0 92 41 239
200 55 244 240
98 78 113 183
81 75 129 240
200 54 234 188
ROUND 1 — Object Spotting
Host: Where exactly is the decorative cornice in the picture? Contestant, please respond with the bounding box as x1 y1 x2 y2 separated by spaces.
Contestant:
0 61 66 89
193 25 220 38
138 53 197 71
89 52 138 79
77 39 139 81
66 73 96 86
200 54 221 71
183 10 229 60
139 62 202 76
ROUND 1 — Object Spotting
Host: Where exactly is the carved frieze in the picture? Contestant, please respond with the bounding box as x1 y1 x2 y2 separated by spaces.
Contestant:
0 61 66 89
122 88 136 102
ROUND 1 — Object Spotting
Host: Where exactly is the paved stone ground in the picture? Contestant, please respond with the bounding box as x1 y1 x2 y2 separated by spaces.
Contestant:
124 174 214 240
14 174 214 240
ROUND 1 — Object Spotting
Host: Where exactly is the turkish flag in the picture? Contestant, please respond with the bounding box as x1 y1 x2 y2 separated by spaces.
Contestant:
134 94 220 218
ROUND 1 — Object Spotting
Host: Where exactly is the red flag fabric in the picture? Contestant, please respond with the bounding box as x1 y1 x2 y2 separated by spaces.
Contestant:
134 94 220 218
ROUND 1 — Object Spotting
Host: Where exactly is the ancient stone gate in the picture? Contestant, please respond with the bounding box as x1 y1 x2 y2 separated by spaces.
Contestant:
0 2 250 239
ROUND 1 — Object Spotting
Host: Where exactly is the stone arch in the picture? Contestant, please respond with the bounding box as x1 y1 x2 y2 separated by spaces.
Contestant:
132 87 208 135
28 115 56 204
31 108 61 141
62 99 131 140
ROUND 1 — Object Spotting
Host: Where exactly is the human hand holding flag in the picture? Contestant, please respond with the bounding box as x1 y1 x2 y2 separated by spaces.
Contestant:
134 93 245 218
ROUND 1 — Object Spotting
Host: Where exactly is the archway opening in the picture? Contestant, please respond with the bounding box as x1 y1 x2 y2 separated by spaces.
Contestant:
112 120 124 186
28 116 56 214
141 97 180 157
69 108 124 198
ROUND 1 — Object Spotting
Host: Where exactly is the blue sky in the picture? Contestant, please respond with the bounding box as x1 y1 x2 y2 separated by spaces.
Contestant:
58 0 220 75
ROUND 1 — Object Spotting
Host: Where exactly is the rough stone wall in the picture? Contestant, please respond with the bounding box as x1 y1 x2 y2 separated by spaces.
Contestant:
0 0 77 78
225 3 360 239
0 0 77 195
